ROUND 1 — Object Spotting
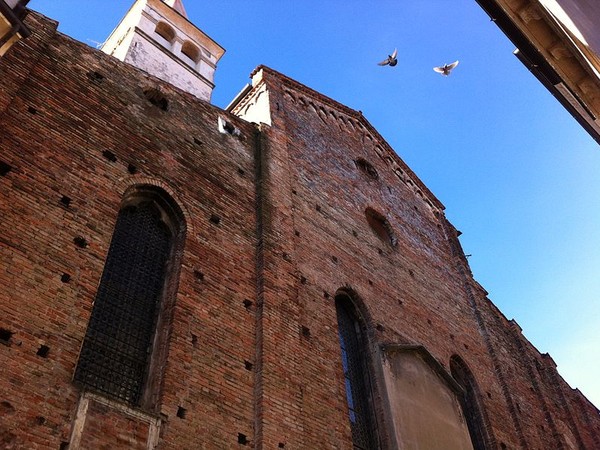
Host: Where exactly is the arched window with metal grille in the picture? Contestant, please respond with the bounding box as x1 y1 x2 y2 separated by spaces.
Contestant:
335 292 380 450
74 186 185 408
450 355 493 450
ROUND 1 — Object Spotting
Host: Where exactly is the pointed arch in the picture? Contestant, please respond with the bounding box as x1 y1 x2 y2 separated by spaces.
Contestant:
74 185 186 409
335 289 380 449
450 355 494 449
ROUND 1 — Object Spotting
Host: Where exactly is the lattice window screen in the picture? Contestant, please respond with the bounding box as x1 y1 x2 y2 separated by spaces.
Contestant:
336 301 379 450
74 202 172 405
451 357 488 450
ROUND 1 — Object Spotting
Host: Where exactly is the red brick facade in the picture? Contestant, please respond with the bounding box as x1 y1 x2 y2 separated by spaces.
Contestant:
0 11 598 450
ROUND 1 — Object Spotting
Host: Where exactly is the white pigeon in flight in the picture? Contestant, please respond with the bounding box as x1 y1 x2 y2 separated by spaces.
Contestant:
433 60 459 76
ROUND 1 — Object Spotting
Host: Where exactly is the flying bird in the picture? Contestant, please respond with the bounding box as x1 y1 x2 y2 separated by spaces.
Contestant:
433 60 459 76
378 49 398 67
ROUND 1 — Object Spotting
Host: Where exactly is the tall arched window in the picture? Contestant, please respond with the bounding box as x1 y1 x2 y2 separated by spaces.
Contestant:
74 186 185 408
450 355 491 450
335 292 379 450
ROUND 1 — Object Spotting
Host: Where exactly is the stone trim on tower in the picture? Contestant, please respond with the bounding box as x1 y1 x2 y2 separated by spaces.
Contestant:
101 0 224 102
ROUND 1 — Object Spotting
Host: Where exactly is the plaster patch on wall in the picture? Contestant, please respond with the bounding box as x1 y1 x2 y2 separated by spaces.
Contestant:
381 346 474 450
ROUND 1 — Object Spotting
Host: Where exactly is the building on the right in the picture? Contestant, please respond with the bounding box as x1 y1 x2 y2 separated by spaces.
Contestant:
475 0 600 144
0 0 30 56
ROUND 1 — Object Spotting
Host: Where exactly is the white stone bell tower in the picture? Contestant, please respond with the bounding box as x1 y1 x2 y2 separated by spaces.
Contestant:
101 0 225 102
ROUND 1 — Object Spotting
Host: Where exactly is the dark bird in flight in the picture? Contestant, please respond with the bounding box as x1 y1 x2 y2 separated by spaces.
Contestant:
378 49 398 67
433 60 459 76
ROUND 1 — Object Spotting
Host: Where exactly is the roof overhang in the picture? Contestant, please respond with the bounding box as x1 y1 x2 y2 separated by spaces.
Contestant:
0 0 30 56
475 0 600 145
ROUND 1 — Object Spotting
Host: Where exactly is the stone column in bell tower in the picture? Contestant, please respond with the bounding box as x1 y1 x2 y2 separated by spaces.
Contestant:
101 0 225 102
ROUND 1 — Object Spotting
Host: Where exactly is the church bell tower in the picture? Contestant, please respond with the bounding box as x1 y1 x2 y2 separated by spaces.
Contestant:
101 0 224 102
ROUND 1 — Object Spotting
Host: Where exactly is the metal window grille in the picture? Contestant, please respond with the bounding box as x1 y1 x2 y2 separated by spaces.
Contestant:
336 302 378 450
451 359 487 450
74 202 172 405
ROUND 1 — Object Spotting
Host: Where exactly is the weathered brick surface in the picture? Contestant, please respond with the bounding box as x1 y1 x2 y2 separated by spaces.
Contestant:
1 12 257 450
1 10 599 450
249 66 600 449
79 400 150 450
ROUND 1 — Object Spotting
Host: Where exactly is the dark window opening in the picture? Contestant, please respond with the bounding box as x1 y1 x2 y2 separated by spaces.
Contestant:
74 199 175 406
37 345 50 358
336 294 379 450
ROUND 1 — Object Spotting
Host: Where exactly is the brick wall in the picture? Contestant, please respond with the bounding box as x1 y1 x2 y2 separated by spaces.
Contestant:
0 12 257 449
250 66 600 449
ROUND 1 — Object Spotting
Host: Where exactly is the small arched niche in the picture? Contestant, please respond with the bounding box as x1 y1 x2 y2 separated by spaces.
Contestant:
354 158 379 181
365 207 397 248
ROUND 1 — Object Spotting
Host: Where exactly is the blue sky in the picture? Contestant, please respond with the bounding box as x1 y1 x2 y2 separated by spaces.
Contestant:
29 0 600 407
